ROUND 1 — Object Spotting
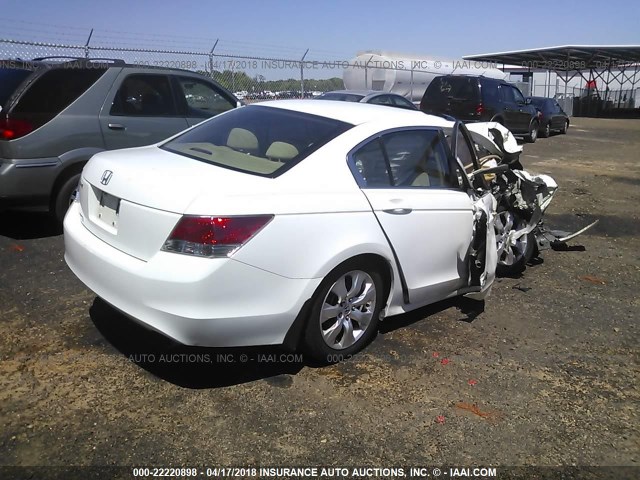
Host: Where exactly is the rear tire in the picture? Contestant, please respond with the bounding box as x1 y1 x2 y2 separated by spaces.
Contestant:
560 120 569 134
525 120 539 143
52 173 80 224
302 260 385 364
539 121 550 138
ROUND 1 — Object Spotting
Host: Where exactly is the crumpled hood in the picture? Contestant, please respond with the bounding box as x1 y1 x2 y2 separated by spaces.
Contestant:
466 122 523 157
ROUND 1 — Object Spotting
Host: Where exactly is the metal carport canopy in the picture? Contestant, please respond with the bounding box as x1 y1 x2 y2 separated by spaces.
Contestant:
463 45 640 71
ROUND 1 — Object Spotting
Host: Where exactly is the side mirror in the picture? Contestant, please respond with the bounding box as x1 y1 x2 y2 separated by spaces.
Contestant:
525 98 532 105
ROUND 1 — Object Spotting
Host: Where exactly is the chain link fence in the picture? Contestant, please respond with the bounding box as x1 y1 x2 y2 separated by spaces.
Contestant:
532 83 639 117
0 38 479 104
7 37 638 118
0 38 348 99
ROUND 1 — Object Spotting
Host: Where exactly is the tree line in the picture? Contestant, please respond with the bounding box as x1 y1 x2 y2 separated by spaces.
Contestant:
201 70 344 93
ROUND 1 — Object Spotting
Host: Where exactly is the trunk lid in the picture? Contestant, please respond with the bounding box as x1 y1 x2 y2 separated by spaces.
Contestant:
79 145 270 261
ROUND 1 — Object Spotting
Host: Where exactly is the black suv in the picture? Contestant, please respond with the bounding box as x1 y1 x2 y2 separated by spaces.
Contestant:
419 75 540 143
0 58 240 222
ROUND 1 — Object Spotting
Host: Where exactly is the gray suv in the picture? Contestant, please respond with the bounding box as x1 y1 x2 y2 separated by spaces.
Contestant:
0 58 240 222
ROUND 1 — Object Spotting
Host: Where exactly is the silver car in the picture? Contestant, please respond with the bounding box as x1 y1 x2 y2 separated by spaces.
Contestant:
315 90 418 110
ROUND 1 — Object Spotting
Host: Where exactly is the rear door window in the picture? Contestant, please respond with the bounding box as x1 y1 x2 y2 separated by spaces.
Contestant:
382 130 453 187
110 74 177 116
11 68 106 126
481 81 499 103
351 140 391 187
499 85 517 104
391 95 417 109
368 95 393 106
175 76 235 118
350 129 454 188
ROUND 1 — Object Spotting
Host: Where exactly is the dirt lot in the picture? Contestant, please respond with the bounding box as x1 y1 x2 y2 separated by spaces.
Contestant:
0 117 638 477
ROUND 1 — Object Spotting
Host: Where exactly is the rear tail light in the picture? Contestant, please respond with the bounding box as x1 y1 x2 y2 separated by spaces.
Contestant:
162 215 273 258
0 118 34 140
475 103 484 115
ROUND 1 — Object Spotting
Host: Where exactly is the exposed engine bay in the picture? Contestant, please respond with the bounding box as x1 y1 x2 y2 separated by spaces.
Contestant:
465 122 598 275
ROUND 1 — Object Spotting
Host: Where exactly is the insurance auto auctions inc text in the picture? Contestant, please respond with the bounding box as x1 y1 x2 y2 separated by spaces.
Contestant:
201 466 497 478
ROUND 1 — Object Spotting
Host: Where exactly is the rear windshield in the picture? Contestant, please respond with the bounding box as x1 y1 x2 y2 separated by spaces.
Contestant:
316 92 364 102
424 77 479 103
0 68 32 108
11 68 106 127
161 105 353 177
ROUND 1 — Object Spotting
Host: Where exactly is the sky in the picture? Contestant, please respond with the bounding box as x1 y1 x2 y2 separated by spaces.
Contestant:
2 0 638 59
1 0 638 84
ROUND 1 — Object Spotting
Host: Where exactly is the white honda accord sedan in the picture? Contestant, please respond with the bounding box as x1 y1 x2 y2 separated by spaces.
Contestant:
64 100 497 362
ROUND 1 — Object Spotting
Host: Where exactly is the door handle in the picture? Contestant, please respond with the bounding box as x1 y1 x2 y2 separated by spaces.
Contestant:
108 123 126 130
382 208 412 215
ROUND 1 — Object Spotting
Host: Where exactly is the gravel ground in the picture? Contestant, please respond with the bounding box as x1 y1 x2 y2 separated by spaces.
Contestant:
0 117 638 479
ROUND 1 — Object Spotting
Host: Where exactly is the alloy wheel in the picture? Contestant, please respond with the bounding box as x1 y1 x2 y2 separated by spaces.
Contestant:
319 270 376 349
495 211 529 266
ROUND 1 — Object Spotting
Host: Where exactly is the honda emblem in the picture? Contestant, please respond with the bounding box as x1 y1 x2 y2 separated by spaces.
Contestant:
101 170 113 186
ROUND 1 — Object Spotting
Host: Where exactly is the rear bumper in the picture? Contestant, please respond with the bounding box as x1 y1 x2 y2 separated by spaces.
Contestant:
63 202 321 347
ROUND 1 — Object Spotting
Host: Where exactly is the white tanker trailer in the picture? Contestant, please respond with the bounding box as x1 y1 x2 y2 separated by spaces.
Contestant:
343 51 509 102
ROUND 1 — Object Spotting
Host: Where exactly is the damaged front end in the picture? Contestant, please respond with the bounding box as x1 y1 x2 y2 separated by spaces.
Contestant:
465 122 598 275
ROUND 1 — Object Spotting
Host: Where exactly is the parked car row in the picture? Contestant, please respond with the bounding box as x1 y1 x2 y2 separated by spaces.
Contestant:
314 76 569 143
314 90 418 110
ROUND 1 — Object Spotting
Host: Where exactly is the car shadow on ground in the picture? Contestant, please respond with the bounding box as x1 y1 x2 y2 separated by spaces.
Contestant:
0 210 62 239
379 296 486 334
89 297 305 389
90 293 489 388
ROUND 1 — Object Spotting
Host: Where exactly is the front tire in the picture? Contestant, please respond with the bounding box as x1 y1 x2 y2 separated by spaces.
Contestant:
495 211 536 276
302 261 385 363
525 120 539 143
52 173 80 224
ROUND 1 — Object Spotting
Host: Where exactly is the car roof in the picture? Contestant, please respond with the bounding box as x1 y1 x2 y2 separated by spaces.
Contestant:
323 89 408 98
252 100 453 127
323 89 373 96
